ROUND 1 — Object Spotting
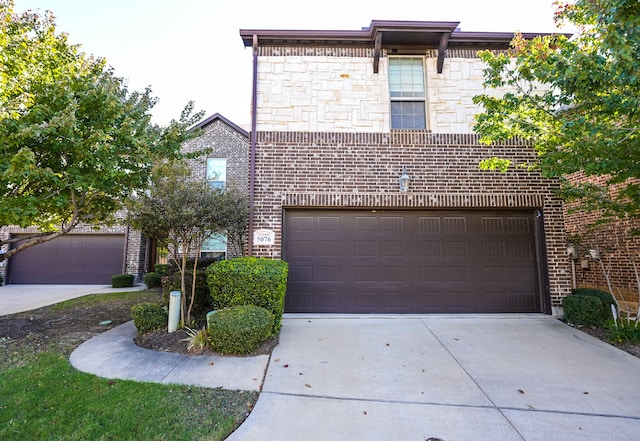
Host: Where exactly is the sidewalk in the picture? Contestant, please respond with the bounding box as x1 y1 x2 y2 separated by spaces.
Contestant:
70 321 268 391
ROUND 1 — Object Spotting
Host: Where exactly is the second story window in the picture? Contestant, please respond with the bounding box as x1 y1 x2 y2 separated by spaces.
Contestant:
388 57 426 130
206 158 227 189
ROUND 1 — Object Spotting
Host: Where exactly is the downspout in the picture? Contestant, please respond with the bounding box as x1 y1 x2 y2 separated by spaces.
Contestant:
247 34 258 257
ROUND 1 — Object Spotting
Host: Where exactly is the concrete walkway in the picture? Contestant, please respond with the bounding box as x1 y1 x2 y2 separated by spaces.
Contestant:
70 321 268 391
0 284 146 315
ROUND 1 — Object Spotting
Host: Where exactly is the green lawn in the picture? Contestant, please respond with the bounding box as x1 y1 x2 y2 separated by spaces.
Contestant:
0 290 256 440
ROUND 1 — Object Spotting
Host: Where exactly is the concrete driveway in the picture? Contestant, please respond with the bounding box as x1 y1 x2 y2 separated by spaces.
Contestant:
228 315 640 441
0 284 145 315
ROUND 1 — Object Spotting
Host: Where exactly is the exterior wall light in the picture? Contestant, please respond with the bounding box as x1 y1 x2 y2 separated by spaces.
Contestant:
399 167 411 192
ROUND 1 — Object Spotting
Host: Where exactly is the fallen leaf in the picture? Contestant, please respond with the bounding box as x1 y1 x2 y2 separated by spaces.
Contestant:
386 343 390 346
283 364 289 368
209 362 215 366
583 391 589 395
454 338 459 341
518 389 525 394
305 384 312 388
363 411 367 415
528 405 535 409
274 358 280 363
299 372 304 375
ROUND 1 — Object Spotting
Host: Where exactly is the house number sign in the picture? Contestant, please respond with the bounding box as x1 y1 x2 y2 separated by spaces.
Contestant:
254 229 275 246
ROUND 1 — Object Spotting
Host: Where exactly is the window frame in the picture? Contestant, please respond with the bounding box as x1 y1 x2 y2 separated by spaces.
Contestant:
206 157 227 190
200 232 227 260
388 56 428 130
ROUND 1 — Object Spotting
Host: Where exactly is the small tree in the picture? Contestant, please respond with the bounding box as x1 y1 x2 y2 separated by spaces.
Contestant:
129 161 221 324
128 161 249 324
216 186 249 257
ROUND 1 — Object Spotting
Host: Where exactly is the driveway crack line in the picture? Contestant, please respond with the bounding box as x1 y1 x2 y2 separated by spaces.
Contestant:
421 319 527 441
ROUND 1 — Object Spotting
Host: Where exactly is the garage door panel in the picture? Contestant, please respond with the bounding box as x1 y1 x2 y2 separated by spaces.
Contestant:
284 210 543 313
9 234 124 284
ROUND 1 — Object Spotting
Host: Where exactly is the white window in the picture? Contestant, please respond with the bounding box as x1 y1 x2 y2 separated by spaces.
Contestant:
201 233 227 260
206 158 227 189
388 57 426 129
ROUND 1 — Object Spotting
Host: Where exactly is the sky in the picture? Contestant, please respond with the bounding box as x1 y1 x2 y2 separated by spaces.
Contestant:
13 0 569 128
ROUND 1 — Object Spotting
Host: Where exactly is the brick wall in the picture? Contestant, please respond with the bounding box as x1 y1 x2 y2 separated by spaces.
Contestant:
182 118 249 192
249 131 571 308
564 172 640 305
178 117 250 259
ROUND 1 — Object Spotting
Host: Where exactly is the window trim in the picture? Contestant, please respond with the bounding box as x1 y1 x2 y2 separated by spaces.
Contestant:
201 232 227 260
388 56 428 130
206 157 227 189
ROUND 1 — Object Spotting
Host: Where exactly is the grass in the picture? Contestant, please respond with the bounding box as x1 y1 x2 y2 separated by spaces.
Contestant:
49 290 155 311
0 290 257 440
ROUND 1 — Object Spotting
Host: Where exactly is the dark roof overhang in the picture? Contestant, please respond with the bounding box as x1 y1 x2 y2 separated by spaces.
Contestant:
240 20 566 74
188 112 249 137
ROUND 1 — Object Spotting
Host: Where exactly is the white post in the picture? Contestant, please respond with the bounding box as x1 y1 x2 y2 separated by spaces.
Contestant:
168 290 181 333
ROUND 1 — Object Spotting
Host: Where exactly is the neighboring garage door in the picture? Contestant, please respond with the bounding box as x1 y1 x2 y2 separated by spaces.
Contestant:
8 235 125 284
284 210 543 313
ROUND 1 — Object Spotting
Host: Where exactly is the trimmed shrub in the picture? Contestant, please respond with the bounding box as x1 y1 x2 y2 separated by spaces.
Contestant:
131 303 167 334
143 272 162 289
162 269 213 316
206 257 288 333
154 264 171 276
111 273 134 288
563 295 605 327
572 288 616 322
207 305 273 355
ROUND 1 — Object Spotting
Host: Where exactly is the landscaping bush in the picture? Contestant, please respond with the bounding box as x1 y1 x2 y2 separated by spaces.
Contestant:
154 264 171 276
206 257 288 333
131 302 167 334
207 305 273 355
572 288 617 322
563 295 605 327
143 272 163 289
161 269 213 316
111 273 134 288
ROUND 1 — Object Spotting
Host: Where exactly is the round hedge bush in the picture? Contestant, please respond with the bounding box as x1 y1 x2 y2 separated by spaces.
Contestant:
143 272 162 289
572 288 616 323
563 295 604 327
111 273 134 288
131 302 167 335
207 305 273 355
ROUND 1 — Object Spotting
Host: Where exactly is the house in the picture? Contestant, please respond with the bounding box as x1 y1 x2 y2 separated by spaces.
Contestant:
239 20 571 314
0 113 249 284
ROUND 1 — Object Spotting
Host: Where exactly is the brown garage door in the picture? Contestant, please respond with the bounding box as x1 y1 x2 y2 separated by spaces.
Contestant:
283 210 544 313
8 235 125 284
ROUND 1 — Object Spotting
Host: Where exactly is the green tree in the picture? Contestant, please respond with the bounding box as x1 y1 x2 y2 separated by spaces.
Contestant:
0 0 201 259
473 0 640 220
128 161 248 325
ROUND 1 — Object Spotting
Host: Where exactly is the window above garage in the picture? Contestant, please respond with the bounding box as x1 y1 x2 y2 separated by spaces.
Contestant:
388 57 426 130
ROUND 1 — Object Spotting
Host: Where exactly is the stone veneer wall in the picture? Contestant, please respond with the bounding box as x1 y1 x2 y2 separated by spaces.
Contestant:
255 47 508 134
249 131 571 309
